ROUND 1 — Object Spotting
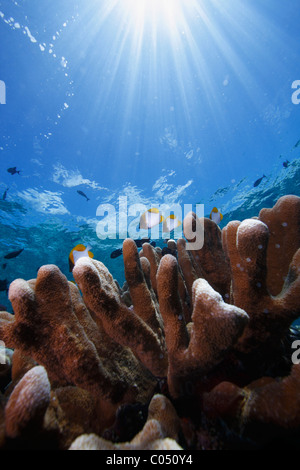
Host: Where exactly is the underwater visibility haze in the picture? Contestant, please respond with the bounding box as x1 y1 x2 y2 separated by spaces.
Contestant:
1 0 300 305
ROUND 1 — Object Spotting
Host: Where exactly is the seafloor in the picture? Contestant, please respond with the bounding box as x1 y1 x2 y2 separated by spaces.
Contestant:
1 194 300 450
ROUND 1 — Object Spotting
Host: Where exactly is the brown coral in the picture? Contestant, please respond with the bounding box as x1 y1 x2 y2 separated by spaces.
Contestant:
72 238 167 377
202 364 300 446
69 394 183 450
222 217 300 354
258 194 300 296
183 212 232 300
0 263 158 427
156 254 249 398
5 366 51 439
1 195 300 450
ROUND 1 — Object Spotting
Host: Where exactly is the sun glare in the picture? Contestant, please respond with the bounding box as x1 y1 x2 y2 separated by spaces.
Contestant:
122 0 197 33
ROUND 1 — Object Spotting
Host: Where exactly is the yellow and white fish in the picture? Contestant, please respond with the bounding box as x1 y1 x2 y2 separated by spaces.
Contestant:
139 208 164 230
209 207 223 225
69 244 94 271
163 214 181 233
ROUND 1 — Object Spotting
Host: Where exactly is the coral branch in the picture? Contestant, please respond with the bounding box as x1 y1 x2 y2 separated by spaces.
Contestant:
156 254 249 398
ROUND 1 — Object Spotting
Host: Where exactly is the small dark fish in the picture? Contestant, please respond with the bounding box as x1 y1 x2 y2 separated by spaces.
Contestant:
110 248 123 259
4 248 24 259
253 175 266 187
0 303 7 311
7 167 21 175
77 190 90 201
283 160 290 168
2 188 9 200
2 263 7 270
134 238 150 248
161 247 177 259
294 139 300 148
0 279 8 294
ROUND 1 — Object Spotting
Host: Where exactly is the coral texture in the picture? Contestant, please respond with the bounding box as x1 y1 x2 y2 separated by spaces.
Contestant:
69 394 183 450
222 216 300 354
5 366 50 439
0 195 300 450
156 254 249 398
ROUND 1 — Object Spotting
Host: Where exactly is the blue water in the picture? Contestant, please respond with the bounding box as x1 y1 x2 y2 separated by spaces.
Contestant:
1 0 300 310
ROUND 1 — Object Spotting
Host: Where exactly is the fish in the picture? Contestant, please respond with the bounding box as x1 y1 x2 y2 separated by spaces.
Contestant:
134 238 150 248
2 264 7 270
161 247 177 259
283 160 290 168
294 139 300 148
139 208 164 230
209 207 223 225
110 248 123 259
69 244 94 271
134 238 153 248
77 190 90 201
2 188 9 200
253 175 266 187
7 167 21 175
162 214 181 233
0 304 7 311
110 239 156 259
4 248 24 259
0 279 8 294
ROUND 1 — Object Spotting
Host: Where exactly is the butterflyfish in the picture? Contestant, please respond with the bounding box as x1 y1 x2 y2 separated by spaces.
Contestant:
139 208 164 230
162 214 181 233
209 207 223 225
69 244 94 271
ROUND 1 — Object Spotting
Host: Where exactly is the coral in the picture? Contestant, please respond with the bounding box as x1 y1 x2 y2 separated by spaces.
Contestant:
44 385 105 449
182 213 232 300
69 394 183 450
0 263 158 427
222 217 300 354
258 194 300 296
156 254 249 398
72 238 167 377
1 195 300 450
202 364 300 447
0 346 13 392
5 366 51 439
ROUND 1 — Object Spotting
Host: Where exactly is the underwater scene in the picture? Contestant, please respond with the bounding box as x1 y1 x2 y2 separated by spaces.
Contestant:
1 0 300 452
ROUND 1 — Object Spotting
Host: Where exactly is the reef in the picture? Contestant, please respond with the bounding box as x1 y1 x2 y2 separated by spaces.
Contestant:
0 194 300 450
